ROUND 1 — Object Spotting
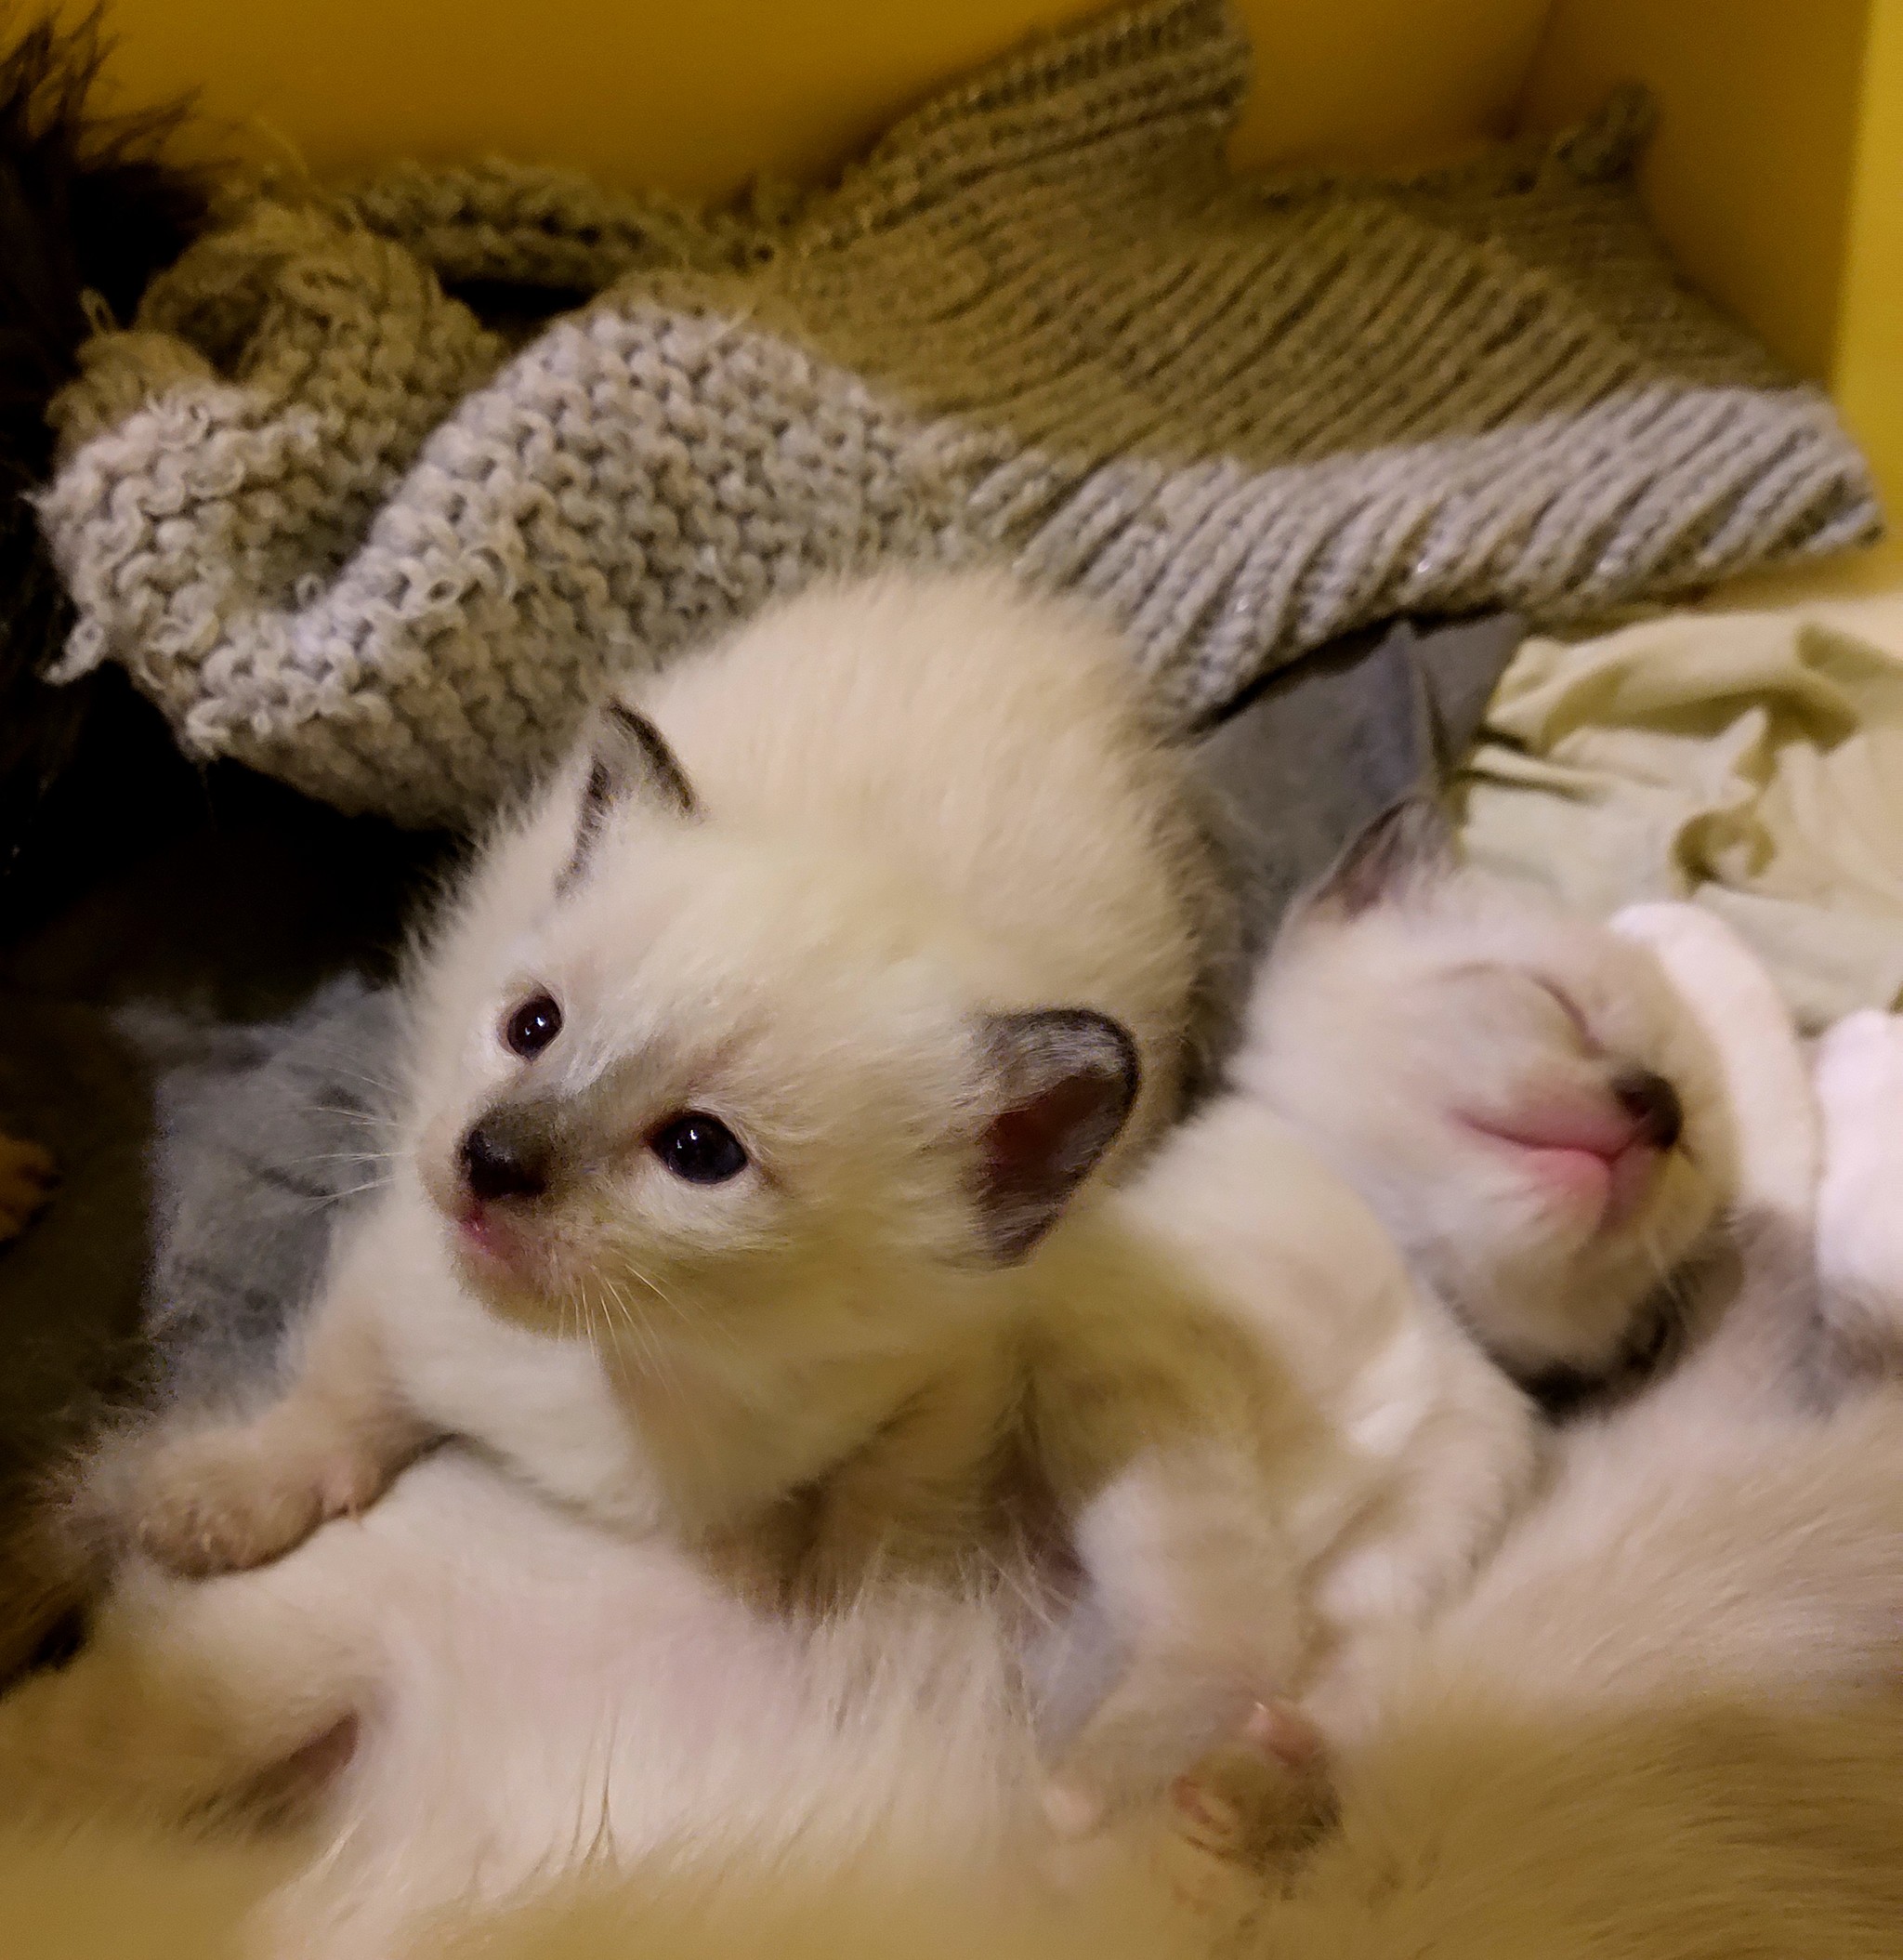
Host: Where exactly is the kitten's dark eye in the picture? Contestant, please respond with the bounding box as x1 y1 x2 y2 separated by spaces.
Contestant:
650 1112 748 1185
503 993 563 1059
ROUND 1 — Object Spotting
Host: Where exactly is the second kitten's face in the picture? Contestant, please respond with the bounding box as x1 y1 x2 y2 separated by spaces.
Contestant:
1240 805 1735 1385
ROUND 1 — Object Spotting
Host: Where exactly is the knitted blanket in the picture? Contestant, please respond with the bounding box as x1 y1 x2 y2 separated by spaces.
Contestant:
34 0 1880 827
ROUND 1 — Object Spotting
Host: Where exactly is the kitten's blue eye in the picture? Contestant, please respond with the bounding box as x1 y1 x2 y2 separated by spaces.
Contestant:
504 993 563 1059
650 1112 747 1185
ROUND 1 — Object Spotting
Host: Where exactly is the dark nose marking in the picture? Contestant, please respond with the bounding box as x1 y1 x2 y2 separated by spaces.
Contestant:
1613 1068 1683 1152
460 1121 549 1203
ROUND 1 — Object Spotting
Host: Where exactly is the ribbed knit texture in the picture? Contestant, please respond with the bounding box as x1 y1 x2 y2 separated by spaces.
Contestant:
34 0 1881 826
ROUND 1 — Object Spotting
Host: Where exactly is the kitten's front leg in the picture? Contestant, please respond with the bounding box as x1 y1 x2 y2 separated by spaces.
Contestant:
1043 1444 1303 1836
125 1284 433 1580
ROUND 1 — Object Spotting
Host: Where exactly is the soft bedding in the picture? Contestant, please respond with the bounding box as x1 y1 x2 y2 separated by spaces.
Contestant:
1460 593 1903 1029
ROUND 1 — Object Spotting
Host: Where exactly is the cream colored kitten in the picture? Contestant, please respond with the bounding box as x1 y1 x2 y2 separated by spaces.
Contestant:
86 567 1297 1819
61 733 1542 1859
105 567 1229 1566
1353 908 1903 1748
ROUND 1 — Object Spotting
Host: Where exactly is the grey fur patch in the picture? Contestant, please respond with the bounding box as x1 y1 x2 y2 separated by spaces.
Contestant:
140 979 406 1409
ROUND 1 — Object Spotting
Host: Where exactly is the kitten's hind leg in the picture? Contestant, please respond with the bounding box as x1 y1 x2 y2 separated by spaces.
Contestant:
0 1546 370 1828
1043 1448 1302 1838
1815 1011 1903 1376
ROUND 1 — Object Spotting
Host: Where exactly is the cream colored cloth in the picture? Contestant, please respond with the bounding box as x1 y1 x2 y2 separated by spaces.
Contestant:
1460 596 1903 1030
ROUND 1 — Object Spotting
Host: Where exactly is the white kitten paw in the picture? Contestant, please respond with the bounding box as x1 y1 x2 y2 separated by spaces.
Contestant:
1816 1011 1903 1361
131 1418 387 1578
1610 902 1816 1217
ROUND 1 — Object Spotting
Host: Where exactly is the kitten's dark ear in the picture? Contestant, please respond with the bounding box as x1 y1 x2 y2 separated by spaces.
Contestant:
1304 795 1457 920
562 701 697 888
970 1009 1139 1264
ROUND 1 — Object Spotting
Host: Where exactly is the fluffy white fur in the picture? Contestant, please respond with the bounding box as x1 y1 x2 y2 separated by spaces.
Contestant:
44 947 1542 1857
116 568 1229 1550
8 915 1903 1956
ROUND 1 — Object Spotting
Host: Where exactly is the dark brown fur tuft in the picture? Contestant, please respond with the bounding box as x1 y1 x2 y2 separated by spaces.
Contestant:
0 7 211 868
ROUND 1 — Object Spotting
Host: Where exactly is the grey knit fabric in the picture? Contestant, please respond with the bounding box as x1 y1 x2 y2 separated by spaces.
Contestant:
35 0 1880 827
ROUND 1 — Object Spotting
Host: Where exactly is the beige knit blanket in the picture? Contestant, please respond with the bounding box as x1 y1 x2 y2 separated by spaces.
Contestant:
35 0 1880 826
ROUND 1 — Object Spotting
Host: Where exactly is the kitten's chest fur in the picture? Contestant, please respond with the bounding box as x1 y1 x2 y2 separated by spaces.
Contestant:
724 1353 1070 1615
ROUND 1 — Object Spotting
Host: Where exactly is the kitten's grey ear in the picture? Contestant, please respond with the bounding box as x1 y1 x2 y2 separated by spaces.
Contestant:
563 701 697 887
1305 795 1457 920
971 1009 1139 1264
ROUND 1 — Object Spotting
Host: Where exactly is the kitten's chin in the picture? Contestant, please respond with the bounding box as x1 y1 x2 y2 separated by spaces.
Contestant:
1519 1142 1615 1218
440 1200 573 1315
453 1204 536 1281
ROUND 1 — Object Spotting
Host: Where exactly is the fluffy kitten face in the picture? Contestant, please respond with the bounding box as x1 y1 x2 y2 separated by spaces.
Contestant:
1240 805 1734 1382
404 709 1136 1363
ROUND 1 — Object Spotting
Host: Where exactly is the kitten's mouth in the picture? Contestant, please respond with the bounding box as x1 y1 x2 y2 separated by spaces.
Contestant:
451 1199 545 1285
1458 1107 1663 1230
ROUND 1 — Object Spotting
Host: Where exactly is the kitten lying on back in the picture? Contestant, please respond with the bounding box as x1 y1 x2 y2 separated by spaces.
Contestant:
1338 906 1903 1774
103 687 1522 1823
63 797 1733 1843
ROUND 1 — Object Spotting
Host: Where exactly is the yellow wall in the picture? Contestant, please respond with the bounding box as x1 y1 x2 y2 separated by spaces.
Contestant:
1519 0 1897 533
1517 0 1870 384
1228 0 1549 172
1837 0 1903 520
88 0 1549 196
